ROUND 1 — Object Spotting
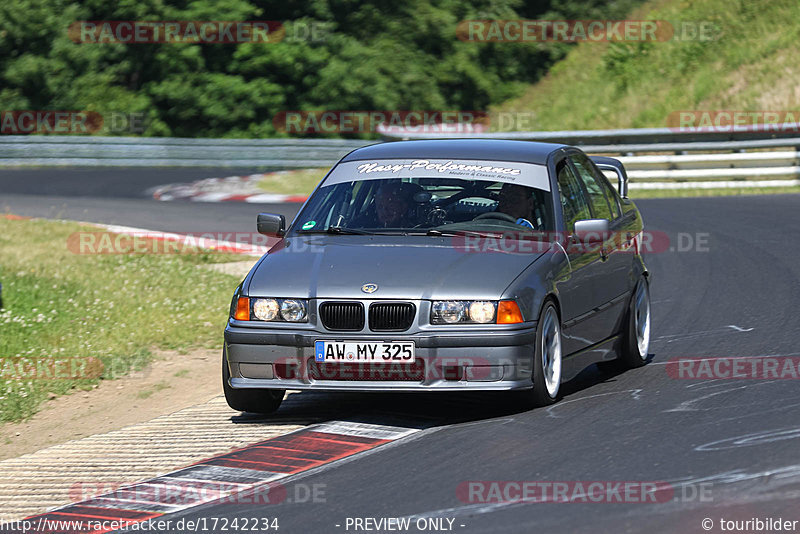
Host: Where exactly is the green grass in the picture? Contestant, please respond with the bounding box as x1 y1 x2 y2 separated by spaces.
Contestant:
0 216 242 422
494 0 800 131
257 168 329 196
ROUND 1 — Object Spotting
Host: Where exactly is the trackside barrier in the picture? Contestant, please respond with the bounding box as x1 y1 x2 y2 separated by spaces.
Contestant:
378 123 800 187
3 128 800 188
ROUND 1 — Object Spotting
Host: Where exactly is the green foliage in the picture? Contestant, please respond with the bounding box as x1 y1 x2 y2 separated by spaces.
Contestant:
0 0 645 137
0 217 241 422
496 0 800 131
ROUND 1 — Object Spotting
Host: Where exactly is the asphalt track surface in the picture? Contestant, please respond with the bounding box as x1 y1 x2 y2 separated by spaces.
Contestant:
2 167 800 533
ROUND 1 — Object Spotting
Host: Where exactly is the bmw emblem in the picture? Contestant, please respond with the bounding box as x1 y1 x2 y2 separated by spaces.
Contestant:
361 283 378 294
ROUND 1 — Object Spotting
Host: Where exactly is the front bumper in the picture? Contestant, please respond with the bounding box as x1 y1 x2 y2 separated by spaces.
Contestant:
224 322 538 391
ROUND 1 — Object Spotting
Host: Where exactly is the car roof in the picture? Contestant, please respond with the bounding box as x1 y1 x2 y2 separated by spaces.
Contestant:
340 139 567 166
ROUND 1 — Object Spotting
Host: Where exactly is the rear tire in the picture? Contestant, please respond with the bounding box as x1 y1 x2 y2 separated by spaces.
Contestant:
514 300 562 408
222 349 285 414
618 277 651 369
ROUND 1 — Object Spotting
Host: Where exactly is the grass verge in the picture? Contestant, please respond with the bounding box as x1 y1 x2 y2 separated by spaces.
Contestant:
0 216 242 422
257 168 329 196
494 0 800 131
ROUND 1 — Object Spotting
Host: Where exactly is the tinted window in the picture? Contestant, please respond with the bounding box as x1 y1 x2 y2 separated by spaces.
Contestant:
293 176 555 234
556 161 591 232
600 176 622 219
592 164 622 219
569 154 619 220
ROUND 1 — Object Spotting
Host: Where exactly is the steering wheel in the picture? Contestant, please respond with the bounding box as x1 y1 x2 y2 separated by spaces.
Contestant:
474 212 518 224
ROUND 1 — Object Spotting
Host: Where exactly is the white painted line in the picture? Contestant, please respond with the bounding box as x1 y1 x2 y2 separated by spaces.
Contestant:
313 421 423 440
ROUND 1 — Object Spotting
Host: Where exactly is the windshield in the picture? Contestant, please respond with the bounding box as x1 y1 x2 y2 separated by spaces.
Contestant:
291 159 555 235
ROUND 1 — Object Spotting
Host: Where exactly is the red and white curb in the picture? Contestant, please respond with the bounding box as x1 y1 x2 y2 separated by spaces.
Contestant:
150 173 308 203
163 192 309 203
24 421 423 533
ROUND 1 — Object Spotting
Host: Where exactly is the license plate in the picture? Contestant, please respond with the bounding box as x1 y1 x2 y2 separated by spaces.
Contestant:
314 341 415 363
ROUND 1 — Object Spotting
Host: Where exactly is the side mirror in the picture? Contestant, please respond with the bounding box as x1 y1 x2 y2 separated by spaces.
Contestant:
573 218 610 244
256 213 286 237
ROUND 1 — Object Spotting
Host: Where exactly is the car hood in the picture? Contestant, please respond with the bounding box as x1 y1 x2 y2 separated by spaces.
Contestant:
246 235 547 300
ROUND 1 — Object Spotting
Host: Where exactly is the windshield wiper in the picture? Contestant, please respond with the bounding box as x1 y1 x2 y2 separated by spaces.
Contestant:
325 226 376 235
424 228 502 238
298 226 375 235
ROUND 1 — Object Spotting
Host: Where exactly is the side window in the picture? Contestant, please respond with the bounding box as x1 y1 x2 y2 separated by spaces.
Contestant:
556 161 591 232
601 179 622 219
569 154 620 220
595 169 622 219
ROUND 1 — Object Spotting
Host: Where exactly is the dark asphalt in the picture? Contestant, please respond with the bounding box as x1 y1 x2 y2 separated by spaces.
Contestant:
0 193 299 235
2 167 799 533
0 167 270 198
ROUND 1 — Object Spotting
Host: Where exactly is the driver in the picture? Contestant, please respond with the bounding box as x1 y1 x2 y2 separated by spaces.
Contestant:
359 181 420 228
496 183 535 228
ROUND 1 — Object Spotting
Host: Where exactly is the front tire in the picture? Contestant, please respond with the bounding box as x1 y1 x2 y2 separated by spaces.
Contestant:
515 300 562 408
222 349 285 414
618 277 651 368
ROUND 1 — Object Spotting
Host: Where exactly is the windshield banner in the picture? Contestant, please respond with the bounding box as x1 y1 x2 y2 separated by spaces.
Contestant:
323 159 551 191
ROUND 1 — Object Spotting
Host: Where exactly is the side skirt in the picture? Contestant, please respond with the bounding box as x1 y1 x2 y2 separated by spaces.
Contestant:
561 334 621 382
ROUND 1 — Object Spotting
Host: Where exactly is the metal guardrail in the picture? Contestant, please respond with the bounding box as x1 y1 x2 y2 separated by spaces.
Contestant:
619 151 800 182
377 123 800 150
378 123 800 187
2 128 800 189
0 136 373 168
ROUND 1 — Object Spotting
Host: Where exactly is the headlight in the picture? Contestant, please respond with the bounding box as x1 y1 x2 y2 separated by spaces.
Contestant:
234 297 309 322
432 301 466 324
469 301 496 323
280 299 307 322
253 298 280 321
431 300 519 324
